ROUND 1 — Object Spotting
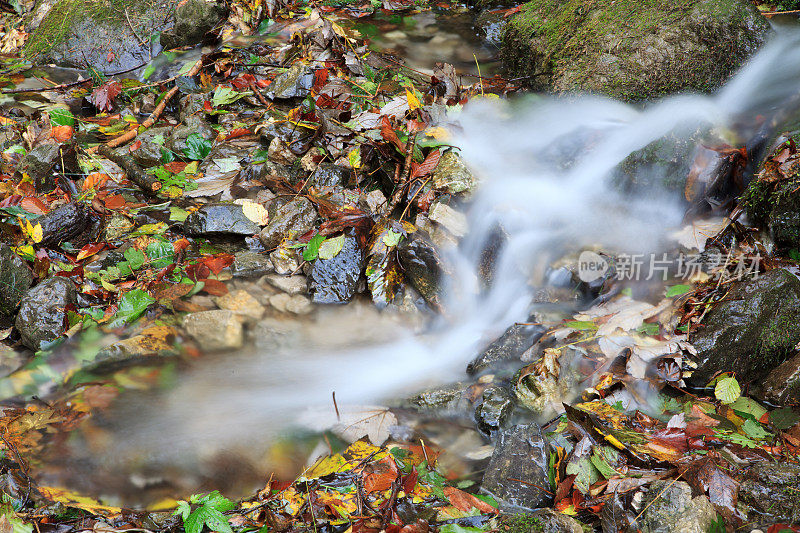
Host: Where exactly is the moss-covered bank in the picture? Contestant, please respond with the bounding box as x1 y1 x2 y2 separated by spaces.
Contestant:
501 0 771 101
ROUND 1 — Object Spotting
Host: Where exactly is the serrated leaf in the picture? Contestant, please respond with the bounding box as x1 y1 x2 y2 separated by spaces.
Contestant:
318 234 345 260
714 376 741 405
382 229 402 247
741 418 772 440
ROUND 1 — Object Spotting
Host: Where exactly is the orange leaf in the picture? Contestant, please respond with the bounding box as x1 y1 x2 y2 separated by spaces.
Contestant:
442 487 498 514
104 194 126 210
19 196 49 215
76 242 107 262
202 254 234 275
411 149 441 180
225 128 252 140
50 125 74 142
198 278 228 296
163 162 188 174
173 238 190 252
380 116 406 154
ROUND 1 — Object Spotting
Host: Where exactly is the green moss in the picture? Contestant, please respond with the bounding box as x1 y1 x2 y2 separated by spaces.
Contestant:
25 0 161 59
741 179 774 225
502 514 544 533
501 0 769 100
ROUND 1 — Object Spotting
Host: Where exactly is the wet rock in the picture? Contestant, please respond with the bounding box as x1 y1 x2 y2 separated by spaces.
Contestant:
213 290 265 322
689 268 800 387
129 127 172 168
17 143 60 192
482 424 551 509
265 63 314 100
309 234 363 304
428 202 468 237
738 462 800 526
267 138 299 164
259 159 302 184
259 198 317 250
502 0 771 101
475 385 513 434
263 274 307 295
0 244 33 317
407 383 470 412
311 164 349 187
363 189 387 214
757 352 800 405
91 325 180 371
231 250 273 278
397 235 447 307
270 244 303 275
432 150 476 194
182 310 243 351
26 0 169 74
744 176 800 249
38 202 90 247
636 481 716 533
183 203 261 237
160 0 226 50
15 277 77 350
467 324 547 375
475 10 508 46
178 93 209 124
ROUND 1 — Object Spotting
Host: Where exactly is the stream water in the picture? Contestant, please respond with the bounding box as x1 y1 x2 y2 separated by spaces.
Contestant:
26 24 800 505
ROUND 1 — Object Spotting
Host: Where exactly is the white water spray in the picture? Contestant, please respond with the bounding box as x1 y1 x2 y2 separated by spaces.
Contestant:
83 32 800 490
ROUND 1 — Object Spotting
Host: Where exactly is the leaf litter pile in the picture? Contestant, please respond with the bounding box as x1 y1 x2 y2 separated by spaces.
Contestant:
0 0 799 532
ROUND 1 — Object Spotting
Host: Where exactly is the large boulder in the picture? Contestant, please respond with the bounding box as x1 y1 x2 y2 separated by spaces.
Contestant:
15 277 77 350
501 0 771 101
0 244 33 320
25 0 225 74
482 424 551 509
688 268 800 387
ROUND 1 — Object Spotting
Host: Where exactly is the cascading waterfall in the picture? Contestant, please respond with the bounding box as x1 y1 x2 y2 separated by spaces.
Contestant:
85 31 800 480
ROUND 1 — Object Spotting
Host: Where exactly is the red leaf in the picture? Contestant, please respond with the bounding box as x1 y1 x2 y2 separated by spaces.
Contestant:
185 263 210 281
313 69 329 92
92 81 122 112
202 253 234 275
204 101 213 113
107 51 115 63
104 194 127 210
76 242 107 262
362 456 398 492
129 140 142 152
20 196 49 215
50 125 74 142
411 149 441 180
380 116 406 154
163 162 188 174
173 238 190 253
225 128 251 140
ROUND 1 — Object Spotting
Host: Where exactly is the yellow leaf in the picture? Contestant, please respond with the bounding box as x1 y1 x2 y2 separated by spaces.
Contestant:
348 147 361 169
12 244 34 261
424 126 450 140
30 223 42 244
239 200 269 225
406 88 421 111
37 486 121 516
303 454 347 479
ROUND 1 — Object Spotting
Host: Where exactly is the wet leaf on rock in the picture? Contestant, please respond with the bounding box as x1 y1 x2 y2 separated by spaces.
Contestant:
365 218 415 307
108 289 155 328
184 134 213 160
318 234 345 260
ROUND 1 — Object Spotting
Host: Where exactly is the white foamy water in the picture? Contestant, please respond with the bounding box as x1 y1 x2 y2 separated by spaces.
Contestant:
89 32 800 479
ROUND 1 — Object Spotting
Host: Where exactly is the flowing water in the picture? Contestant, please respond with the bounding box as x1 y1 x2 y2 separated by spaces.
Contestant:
43 29 800 503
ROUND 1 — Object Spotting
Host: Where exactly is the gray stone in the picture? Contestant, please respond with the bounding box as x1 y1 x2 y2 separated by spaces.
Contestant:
129 127 172 168
308 234 363 304
263 274 307 295
311 164 349 187
0 244 33 317
167 122 215 156
407 383 470 412
252 317 303 351
502 0 771 101
467 324 546 375
636 481 716 533
182 310 243 351
17 143 60 192
265 63 314 100
270 244 302 275
482 424 551 509
689 268 800 386
183 203 261 237
15 277 77 350
259 198 317 250
432 150 476 194
500 510 584 533
397 235 447 308
160 0 226 50
428 202 468 237
758 352 800 405
231 250 273 278
475 385 513 434
739 462 800 526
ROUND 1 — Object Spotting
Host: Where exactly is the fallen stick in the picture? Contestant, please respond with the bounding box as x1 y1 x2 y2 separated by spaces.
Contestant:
99 58 204 150
97 144 164 198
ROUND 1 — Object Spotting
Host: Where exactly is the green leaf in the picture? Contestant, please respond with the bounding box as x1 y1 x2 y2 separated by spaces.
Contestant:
741 418 772 440
636 322 659 336
195 491 236 511
184 506 233 533
146 241 175 269
714 376 741 405
175 500 191 520
123 247 145 270
49 107 75 126
769 407 800 430
183 134 213 160
318 234 345 260
170 206 189 222
109 289 155 328
666 284 693 297
142 63 155 80
212 86 247 108
303 234 325 262
729 397 767 421
564 320 597 331
382 229 402 248
565 455 600 494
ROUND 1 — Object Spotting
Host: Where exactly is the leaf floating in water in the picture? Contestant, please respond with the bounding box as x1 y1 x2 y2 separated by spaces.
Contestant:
300 405 398 445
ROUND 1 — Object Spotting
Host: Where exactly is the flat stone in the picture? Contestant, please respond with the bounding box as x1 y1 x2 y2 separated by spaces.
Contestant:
183 203 261 237
286 295 313 315
253 317 304 351
213 290 265 322
270 244 303 276
268 292 291 313
182 310 243 351
263 274 307 295
232 250 273 278
637 481 716 533
259 198 317 250
308 233 363 304
429 201 468 237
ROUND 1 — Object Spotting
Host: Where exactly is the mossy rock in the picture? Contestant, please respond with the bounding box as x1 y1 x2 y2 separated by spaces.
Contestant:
688 268 800 387
501 0 771 101
25 0 225 74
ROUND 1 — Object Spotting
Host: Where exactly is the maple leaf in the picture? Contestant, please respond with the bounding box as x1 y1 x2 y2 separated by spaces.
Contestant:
92 81 123 112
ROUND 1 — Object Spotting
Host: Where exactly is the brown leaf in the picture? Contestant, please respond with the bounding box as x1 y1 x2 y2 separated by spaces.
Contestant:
199 278 228 296
92 81 122 112
442 487 498 514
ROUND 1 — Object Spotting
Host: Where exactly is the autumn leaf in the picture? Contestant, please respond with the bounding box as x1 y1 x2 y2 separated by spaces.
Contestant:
92 81 123 112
